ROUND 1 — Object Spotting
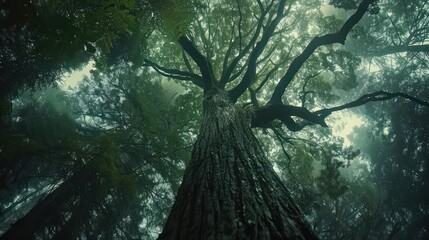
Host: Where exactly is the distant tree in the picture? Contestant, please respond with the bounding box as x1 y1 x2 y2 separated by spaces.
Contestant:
0 66 194 239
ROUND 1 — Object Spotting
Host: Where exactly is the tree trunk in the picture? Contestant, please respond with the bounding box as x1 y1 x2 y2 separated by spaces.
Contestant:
0 171 87 240
158 90 318 239
0 182 70 239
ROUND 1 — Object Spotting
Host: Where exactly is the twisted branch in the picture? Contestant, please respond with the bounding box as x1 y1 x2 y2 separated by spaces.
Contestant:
252 90 429 131
143 59 204 88
269 0 376 103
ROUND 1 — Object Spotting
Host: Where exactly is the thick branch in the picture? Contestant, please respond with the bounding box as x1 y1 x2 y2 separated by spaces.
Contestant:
178 36 215 89
235 0 243 51
143 59 204 88
218 2 269 87
221 30 238 82
252 91 429 131
316 91 429 118
182 50 195 74
252 103 328 131
229 0 288 103
269 0 376 103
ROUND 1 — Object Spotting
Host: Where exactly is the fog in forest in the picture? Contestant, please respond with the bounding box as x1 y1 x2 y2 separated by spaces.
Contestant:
1 0 428 239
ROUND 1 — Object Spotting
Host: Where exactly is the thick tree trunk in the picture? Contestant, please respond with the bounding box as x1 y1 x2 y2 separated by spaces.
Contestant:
158 90 318 239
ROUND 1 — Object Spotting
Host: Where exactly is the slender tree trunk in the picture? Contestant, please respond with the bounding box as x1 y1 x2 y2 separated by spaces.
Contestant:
158 90 318 239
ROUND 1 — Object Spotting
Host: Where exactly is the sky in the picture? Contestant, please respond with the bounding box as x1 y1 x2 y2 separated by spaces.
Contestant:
60 60 95 90
329 111 365 146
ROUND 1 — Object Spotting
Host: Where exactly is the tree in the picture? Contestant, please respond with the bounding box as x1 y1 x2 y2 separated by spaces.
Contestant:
0 0 160 100
293 1 429 238
140 0 429 239
2 0 429 239
0 65 195 239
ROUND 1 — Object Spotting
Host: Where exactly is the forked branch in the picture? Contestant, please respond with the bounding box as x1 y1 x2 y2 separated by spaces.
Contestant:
229 0 289 103
252 91 429 131
143 59 204 88
178 36 215 89
219 0 273 87
252 103 328 131
269 0 376 103
316 91 429 118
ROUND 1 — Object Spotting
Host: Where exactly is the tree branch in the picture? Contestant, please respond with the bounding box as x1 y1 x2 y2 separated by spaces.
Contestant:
182 50 195 74
252 102 328 131
252 91 429 131
315 91 429 118
178 36 215 89
218 1 270 87
235 0 243 51
221 29 238 81
366 44 429 57
300 71 322 107
143 59 204 88
269 0 376 103
229 0 289 103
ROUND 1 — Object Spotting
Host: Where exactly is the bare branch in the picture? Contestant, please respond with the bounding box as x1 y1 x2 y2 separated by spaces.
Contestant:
254 59 286 95
235 0 243 51
220 7 259 82
256 0 264 12
252 91 429 131
300 71 322 107
178 36 215 89
255 39 296 93
249 88 260 107
270 0 376 103
229 64 247 83
218 4 268 87
229 0 289 103
255 37 282 65
182 50 195 74
386 14 402 45
408 0 429 44
195 19 214 59
316 91 429 118
221 30 238 79
366 44 429 57
143 59 204 88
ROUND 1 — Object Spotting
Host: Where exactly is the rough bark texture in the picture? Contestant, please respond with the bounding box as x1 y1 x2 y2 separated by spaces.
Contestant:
0 171 87 240
158 90 318 239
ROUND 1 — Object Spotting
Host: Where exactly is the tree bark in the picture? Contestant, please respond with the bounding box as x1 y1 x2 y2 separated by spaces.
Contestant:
158 90 318 239
0 171 87 240
0 183 70 239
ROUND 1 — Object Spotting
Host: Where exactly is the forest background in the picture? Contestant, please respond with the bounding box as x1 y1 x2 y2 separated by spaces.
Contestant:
1 0 428 239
